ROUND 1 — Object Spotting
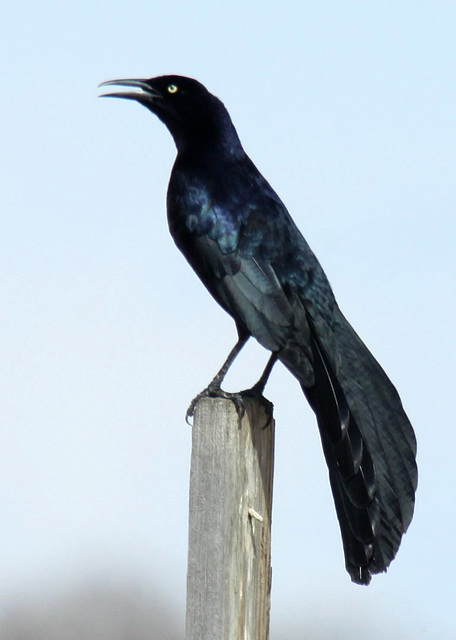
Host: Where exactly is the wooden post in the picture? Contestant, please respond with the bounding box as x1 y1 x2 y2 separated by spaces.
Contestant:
186 397 274 640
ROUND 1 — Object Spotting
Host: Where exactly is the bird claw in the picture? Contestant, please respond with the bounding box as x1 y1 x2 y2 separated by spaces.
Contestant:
186 383 273 429
186 386 246 424
240 387 274 429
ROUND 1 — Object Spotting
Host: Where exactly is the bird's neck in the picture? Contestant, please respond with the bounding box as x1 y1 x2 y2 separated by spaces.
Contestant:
173 107 245 159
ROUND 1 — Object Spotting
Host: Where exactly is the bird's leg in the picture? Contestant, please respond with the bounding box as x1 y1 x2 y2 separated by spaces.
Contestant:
241 352 277 427
245 352 277 397
186 333 249 422
203 333 250 392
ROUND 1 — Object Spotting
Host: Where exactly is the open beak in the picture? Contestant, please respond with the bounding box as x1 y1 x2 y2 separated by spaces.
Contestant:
98 78 162 105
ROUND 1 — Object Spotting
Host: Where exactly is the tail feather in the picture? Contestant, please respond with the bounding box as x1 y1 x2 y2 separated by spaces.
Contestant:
333 308 417 530
300 310 417 585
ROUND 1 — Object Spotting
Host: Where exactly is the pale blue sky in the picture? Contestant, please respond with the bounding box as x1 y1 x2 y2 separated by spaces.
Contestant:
1 2 455 638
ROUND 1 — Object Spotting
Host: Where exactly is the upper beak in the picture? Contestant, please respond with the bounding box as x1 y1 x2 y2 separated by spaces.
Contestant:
98 78 162 104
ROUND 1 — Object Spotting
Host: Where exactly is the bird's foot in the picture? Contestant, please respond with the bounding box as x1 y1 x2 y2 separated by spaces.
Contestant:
241 385 274 429
186 382 273 429
186 385 245 425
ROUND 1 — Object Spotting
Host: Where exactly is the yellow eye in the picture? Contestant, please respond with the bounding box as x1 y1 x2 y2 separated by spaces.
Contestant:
167 84 179 94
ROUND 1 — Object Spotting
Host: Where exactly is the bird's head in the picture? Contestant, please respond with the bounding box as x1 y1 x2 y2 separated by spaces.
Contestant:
99 74 241 154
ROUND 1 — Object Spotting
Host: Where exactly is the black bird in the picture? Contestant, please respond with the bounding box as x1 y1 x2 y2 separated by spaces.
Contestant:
99 75 417 585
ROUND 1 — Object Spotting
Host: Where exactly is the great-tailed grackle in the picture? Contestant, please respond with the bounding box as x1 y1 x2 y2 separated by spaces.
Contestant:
99 75 417 585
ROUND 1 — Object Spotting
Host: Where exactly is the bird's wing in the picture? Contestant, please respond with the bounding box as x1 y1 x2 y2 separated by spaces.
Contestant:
172 202 323 385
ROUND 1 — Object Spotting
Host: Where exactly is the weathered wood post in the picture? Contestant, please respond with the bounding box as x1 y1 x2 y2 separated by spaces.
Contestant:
186 397 275 640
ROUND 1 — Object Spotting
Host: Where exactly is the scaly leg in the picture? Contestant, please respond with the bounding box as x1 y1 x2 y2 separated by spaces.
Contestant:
186 333 250 422
241 352 277 427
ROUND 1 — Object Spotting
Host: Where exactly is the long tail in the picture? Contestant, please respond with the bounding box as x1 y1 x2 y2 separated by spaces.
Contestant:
302 309 417 585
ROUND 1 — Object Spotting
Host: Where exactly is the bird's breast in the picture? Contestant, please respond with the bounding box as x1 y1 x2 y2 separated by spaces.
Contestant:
167 175 250 256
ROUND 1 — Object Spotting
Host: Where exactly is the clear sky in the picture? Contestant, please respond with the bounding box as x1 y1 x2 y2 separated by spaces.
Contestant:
1 2 455 638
